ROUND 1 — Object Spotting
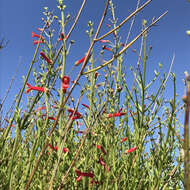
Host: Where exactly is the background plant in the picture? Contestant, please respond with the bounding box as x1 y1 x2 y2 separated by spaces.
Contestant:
0 0 186 189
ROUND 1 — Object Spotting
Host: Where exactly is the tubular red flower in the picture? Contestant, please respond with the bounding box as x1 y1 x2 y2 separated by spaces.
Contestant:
26 83 45 93
75 169 94 178
102 45 112 51
98 156 106 166
41 114 56 121
58 33 68 41
121 137 128 143
68 108 82 120
40 51 52 64
99 39 110 43
61 76 70 93
76 175 83 182
48 144 68 153
35 106 46 112
95 72 99 79
74 55 86 66
32 32 44 40
98 157 109 172
107 112 126 118
63 147 69 153
48 144 58 151
95 144 106 155
33 40 44 45
81 103 90 110
127 147 137 153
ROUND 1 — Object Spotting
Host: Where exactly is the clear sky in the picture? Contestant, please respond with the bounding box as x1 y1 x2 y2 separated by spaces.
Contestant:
1 0 190 123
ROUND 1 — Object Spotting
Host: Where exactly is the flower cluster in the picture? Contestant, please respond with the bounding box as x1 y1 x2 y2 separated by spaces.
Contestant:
68 108 82 120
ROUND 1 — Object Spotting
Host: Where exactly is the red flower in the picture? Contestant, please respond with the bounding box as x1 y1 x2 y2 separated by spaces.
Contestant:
58 33 68 41
126 147 137 153
26 83 45 93
4 118 15 127
41 114 56 121
121 137 128 143
95 72 99 79
40 51 52 64
48 144 58 151
32 32 44 40
33 40 44 45
81 103 90 110
76 175 83 182
107 112 126 118
63 147 69 153
95 144 106 155
75 169 94 179
98 157 109 173
98 156 106 166
61 76 70 93
48 144 68 153
102 45 112 52
99 39 110 43
74 55 86 66
35 106 46 111
68 108 82 120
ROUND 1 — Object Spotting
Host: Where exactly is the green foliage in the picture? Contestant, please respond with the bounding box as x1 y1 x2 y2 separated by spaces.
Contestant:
0 0 184 189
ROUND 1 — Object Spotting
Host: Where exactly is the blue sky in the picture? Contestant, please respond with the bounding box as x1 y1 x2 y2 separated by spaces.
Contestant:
1 0 190 126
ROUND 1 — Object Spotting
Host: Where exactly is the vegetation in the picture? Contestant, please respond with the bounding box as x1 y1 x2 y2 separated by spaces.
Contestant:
0 0 188 189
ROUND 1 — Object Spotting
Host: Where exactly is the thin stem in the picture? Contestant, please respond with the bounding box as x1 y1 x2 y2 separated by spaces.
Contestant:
95 0 152 41
83 11 168 75
183 74 190 190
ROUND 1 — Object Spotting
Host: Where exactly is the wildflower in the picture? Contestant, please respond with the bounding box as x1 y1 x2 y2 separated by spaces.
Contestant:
95 72 99 79
107 112 126 118
121 137 128 143
74 55 86 66
68 108 82 120
63 147 69 153
26 83 45 93
95 144 106 155
102 45 112 52
40 51 52 64
35 106 46 111
58 33 68 41
4 118 15 127
98 157 109 172
75 169 94 181
61 76 70 93
48 144 68 153
41 114 56 121
48 144 58 151
126 147 137 153
32 32 44 40
76 175 83 182
34 40 44 45
81 103 90 110
99 39 110 43
98 156 106 166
